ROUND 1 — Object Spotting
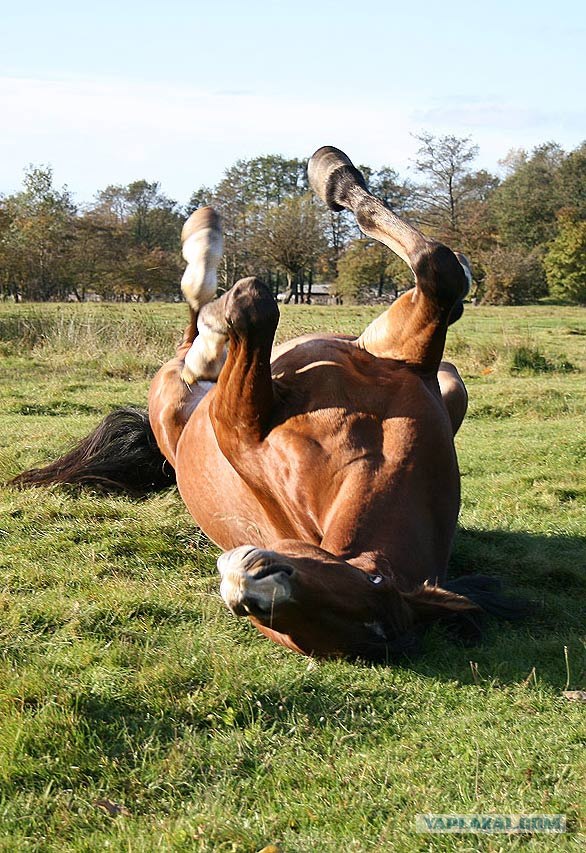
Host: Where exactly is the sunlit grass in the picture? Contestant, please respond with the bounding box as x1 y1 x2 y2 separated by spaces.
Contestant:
0 302 584 851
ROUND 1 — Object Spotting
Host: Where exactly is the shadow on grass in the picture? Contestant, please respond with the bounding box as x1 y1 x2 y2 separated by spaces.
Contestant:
411 527 586 687
27 526 577 806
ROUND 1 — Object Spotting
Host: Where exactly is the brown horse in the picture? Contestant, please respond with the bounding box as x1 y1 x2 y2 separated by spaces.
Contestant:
14 147 521 660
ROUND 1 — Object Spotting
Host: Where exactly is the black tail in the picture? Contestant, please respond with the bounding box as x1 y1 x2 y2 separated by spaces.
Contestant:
10 407 175 495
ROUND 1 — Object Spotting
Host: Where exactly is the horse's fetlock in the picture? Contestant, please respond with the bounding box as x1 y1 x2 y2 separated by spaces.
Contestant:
413 243 468 303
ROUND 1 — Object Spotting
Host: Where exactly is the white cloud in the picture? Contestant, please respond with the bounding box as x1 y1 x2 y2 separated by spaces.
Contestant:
0 75 416 203
1 76 583 205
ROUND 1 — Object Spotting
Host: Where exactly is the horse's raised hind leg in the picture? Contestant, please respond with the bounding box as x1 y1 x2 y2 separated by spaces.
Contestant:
308 147 471 372
148 207 224 466
180 206 226 383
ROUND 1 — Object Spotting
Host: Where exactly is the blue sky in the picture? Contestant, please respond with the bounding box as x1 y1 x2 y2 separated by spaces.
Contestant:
2 0 584 206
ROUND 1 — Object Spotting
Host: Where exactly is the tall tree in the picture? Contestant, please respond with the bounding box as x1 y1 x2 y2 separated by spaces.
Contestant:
544 213 586 304
93 181 182 251
412 133 480 241
123 180 181 250
190 155 310 290
555 141 586 220
489 142 565 249
86 181 183 300
186 185 213 215
369 166 415 214
254 194 327 303
67 212 129 301
0 165 77 300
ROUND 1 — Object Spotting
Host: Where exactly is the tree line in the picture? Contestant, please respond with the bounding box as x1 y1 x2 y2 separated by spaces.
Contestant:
1 136 585 305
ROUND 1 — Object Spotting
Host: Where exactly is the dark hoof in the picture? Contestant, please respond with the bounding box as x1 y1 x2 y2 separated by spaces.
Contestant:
308 146 369 211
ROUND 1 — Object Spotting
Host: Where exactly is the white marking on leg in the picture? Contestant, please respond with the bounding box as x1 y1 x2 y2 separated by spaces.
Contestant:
182 314 228 382
181 219 223 311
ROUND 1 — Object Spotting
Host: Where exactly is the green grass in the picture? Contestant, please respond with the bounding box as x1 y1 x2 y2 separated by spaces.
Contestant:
0 302 585 852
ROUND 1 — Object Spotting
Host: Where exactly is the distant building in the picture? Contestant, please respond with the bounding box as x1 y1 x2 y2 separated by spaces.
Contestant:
276 283 339 305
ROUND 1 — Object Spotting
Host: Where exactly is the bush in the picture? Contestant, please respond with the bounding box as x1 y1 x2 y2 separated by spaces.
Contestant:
480 247 548 305
510 345 576 374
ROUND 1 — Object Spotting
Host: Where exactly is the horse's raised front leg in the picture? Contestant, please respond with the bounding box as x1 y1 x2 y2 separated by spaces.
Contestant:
308 146 471 372
148 206 223 466
180 206 225 384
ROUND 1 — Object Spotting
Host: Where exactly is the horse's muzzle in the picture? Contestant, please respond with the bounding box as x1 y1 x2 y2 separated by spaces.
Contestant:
218 546 294 617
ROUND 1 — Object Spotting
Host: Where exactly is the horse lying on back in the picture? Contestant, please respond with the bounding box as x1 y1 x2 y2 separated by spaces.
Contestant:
13 146 525 660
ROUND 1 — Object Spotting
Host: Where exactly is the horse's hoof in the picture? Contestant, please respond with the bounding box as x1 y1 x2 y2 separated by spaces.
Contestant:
308 145 368 211
224 277 279 338
454 252 473 297
181 206 221 245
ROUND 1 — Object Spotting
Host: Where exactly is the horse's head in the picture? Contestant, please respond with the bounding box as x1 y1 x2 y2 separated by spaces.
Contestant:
218 540 483 660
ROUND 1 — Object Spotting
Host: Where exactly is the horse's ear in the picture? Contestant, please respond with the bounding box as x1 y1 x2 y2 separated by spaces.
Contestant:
402 583 482 623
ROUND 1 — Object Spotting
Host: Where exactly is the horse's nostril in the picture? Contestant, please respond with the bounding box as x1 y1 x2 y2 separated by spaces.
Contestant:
219 554 293 618
252 563 293 580
218 546 294 580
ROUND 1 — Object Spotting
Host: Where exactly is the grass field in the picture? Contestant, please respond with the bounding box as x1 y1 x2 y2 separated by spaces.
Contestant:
0 302 585 852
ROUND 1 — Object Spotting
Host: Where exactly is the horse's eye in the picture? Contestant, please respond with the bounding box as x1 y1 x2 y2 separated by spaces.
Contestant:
368 574 383 585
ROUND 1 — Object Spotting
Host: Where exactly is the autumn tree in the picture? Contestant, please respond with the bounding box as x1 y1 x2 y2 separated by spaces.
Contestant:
0 166 77 300
3 140 583 305
188 155 309 290
65 213 124 301
85 181 183 300
479 247 547 305
93 181 182 251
